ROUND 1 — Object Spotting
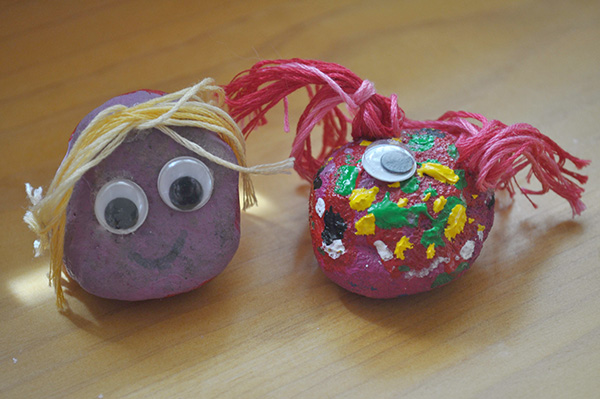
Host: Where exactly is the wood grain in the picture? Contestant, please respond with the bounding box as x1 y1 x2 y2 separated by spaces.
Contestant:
1 1 598 398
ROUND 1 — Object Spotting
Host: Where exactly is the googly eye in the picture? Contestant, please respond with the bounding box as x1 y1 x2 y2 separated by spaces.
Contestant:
94 179 149 234
361 140 417 182
157 156 213 212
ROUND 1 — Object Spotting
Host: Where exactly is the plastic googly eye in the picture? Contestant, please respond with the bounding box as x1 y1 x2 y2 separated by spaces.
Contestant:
362 140 417 182
157 156 214 212
94 179 149 234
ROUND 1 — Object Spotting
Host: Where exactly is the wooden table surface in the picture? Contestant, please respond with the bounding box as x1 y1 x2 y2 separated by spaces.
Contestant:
1 1 599 398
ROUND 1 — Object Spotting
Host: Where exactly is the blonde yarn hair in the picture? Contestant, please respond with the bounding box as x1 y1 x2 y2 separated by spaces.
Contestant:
23 78 293 308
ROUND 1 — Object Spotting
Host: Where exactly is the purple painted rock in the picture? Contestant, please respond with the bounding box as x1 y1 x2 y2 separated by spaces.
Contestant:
63 91 240 300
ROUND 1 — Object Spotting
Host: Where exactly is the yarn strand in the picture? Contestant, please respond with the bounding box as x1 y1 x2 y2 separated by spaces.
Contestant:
225 59 404 181
402 113 590 216
225 58 589 215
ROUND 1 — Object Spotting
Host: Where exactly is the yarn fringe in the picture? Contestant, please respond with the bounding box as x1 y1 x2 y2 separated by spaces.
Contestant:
225 59 403 181
224 58 589 216
403 113 590 216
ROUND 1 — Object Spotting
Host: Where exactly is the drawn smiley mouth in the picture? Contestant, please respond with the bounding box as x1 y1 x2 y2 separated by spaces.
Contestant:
129 230 188 270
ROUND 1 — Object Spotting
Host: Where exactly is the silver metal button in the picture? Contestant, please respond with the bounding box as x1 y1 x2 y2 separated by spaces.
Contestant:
361 140 416 182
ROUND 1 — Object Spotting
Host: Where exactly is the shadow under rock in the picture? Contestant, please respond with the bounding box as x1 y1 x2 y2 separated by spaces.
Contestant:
59 269 236 345
338 213 586 345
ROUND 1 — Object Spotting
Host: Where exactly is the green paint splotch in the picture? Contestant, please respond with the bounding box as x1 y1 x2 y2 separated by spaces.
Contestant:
407 133 436 152
367 193 433 230
400 176 421 194
447 143 459 159
334 165 359 196
455 169 467 190
420 195 466 248
424 185 438 197
431 262 470 288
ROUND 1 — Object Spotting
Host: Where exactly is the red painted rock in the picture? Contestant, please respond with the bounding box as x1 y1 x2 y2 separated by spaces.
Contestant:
225 58 588 300
309 129 495 298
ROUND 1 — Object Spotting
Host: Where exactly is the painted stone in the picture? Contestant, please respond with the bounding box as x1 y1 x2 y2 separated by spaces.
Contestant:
309 129 495 298
63 91 240 300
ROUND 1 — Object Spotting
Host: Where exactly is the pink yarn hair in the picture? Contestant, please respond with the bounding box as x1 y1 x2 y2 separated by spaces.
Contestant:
224 59 589 216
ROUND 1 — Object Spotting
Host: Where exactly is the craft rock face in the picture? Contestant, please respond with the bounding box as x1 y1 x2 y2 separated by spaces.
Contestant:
63 91 240 300
309 129 495 298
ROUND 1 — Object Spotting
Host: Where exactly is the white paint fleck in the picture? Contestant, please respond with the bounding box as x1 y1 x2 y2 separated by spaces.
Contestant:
315 197 325 217
12 358 17 364
477 230 484 241
405 257 450 279
322 239 345 259
460 240 476 260
373 240 393 261
98 395 104 399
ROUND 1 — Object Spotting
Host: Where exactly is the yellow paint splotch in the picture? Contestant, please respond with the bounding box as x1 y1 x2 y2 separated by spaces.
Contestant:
433 196 447 213
445 204 467 240
349 187 379 211
394 236 414 260
355 213 376 235
426 243 436 259
417 162 459 185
